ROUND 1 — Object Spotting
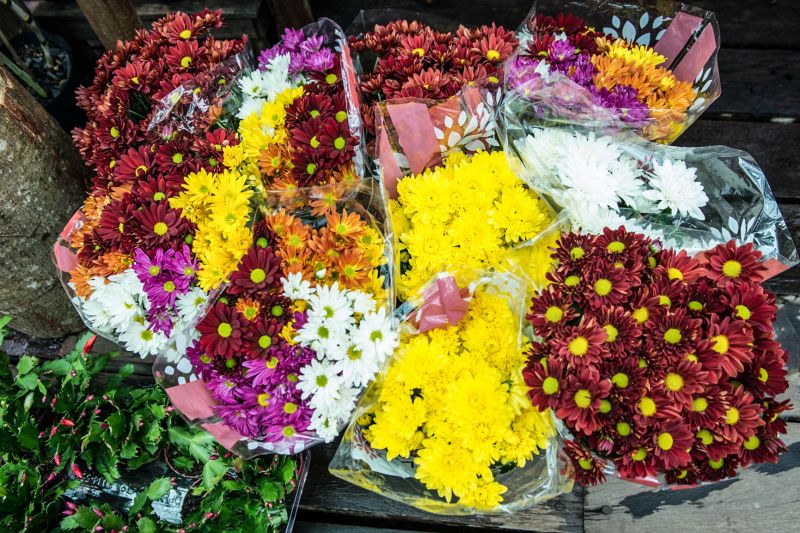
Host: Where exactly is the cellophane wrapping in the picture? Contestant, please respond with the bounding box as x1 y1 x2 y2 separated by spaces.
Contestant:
330 271 572 514
153 19 400 458
508 0 721 143
497 90 799 278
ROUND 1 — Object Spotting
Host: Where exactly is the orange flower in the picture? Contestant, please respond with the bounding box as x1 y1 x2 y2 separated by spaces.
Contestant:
258 144 291 177
109 183 133 201
277 244 310 276
267 209 298 239
70 264 95 299
283 219 311 249
334 248 373 289
235 297 261 321
326 209 366 241
310 181 346 217
308 227 342 264
82 195 108 224
89 251 133 277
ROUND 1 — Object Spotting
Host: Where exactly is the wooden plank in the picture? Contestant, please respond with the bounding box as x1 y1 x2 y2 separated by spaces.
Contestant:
584 422 800 533
298 442 584 532
310 0 800 49
677 121 800 202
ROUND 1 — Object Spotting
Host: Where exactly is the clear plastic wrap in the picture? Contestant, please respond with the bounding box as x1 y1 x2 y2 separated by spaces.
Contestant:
508 0 721 143
152 21 398 458
497 93 799 278
53 44 254 361
330 271 573 514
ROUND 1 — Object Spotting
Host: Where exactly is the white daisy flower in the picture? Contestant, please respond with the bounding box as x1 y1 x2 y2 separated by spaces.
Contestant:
347 290 376 316
306 283 353 325
281 272 313 301
643 158 708 220
308 410 340 443
297 359 342 410
333 342 380 388
295 315 349 356
236 96 265 120
353 307 399 364
327 385 359 423
118 318 168 358
81 296 115 335
175 286 208 324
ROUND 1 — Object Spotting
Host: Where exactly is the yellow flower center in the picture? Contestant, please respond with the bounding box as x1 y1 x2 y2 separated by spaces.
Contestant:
692 397 708 412
659 295 671 307
743 435 760 451
632 447 647 461
153 222 168 236
180 29 192 39
487 75 500 84
696 429 713 445
578 457 594 470
758 367 769 383
542 376 559 395
172 152 183 164
135 164 148 177
149 265 160 276
110 126 119 138
325 73 338 84
632 307 649 324
735 305 751 320
594 278 612 296
708 458 724 470
638 396 656 417
250 268 266 284
306 163 317 175
565 275 580 287
570 246 585 260
663 328 682 344
163 281 175 293
568 336 589 356
334 137 346 150
284 402 298 414
657 432 674 451
638 358 648 369
604 324 618 343
688 300 703 312
412 47 425 57
648 256 657 268
574 389 592 409
617 421 631 436
282 425 296 437
486 49 501 61
258 335 272 349
310 136 320 149
711 334 730 354
257 393 271 407
722 260 742 278
606 241 624 254
267 357 279 369
545 306 563 323
611 372 629 388
676 469 688 479
335 110 347 123
180 56 192 68
667 267 684 281
153 192 166 201
217 322 232 338
665 372 684 391
600 399 612 414
725 407 740 425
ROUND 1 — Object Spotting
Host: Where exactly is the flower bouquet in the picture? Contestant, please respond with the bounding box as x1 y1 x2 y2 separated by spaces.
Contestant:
153 20 399 456
53 11 250 359
499 115 799 277
507 0 721 143
524 228 794 486
331 273 571 514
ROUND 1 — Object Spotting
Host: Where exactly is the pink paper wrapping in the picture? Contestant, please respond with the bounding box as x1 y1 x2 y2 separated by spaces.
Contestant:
166 380 246 451
654 11 716 83
410 276 472 333
54 210 84 273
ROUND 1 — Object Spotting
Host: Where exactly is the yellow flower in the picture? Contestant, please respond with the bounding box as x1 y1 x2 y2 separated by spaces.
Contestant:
488 185 552 244
606 41 666 68
414 437 489 503
222 143 246 169
368 395 427 460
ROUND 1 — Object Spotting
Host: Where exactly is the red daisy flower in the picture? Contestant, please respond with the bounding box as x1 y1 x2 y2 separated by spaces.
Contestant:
632 389 681 427
227 246 282 297
527 284 577 338
694 426 737 462
665 464 701 485
165 39 206 72
683 280 726 317
723 284 777 334
555 368 611 435
704 241 766 287
193 128 239 167
706 317 755 378
131 177 176 204
242 316 282 359
197 302 243 358
552 232 597 274
595 226 650 271
743 344 788 397
627 287 662 329
546 268 587 296
685 338 724 384
524 355 565 410
647 308 701 358
718 387 764 444
651 279 686 311
601 356 647 404
564 440 606 486
698 454 739 482
471 32 515 64
257 293 293 324
588 306 642 356
761 399 791 436
552 316 609 368
585 268 631 309
738 430 787 467
652 421 694 470
685 385 729 429
97 196 137 252
132 202 188 249
78 227 111 265
615 443 658 480
115 146 155 184
286 92 339 127
155 139 197 180
653 248 704 284
659 358 706 409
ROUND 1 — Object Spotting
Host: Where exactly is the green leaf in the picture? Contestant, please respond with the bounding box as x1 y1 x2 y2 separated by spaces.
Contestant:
120 441 139 459
42 359 72 376
258 480 279 501
278 458 297 484
202 459 228 490
105 412 125 437
15 355 36 375
102 513 125 531
149 403 165 420
119 363 134 379
137 516 158 533
16 372 38 391
66 507 101 529
129 489 148 515
146 477 172 501
17 424 40 451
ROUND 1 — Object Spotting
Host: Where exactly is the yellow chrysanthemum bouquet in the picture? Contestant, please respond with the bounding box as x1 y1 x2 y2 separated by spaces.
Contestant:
330 272 572 513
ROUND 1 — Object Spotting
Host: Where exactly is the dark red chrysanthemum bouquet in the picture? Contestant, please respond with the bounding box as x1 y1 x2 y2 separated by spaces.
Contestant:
524 227 792 486
348 20 517 135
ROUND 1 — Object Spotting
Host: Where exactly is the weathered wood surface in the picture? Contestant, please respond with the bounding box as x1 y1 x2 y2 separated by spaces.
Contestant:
584 422 800 533
74 0 142 49
0 66 86 338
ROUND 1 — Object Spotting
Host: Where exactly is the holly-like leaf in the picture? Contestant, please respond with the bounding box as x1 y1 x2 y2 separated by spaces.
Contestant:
137 516 157 533
16 372 38 391
202 459 228 490
129 489 148 515
17 424 40 451
146 477 172 501
16 356 36 375
42 359 72 376
105 412 125 438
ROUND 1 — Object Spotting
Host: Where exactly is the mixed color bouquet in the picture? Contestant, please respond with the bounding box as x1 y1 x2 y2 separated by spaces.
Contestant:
331 274 570 513
154 21 397 455
524 228 792 486
53 11 249 359
509 0 721 142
